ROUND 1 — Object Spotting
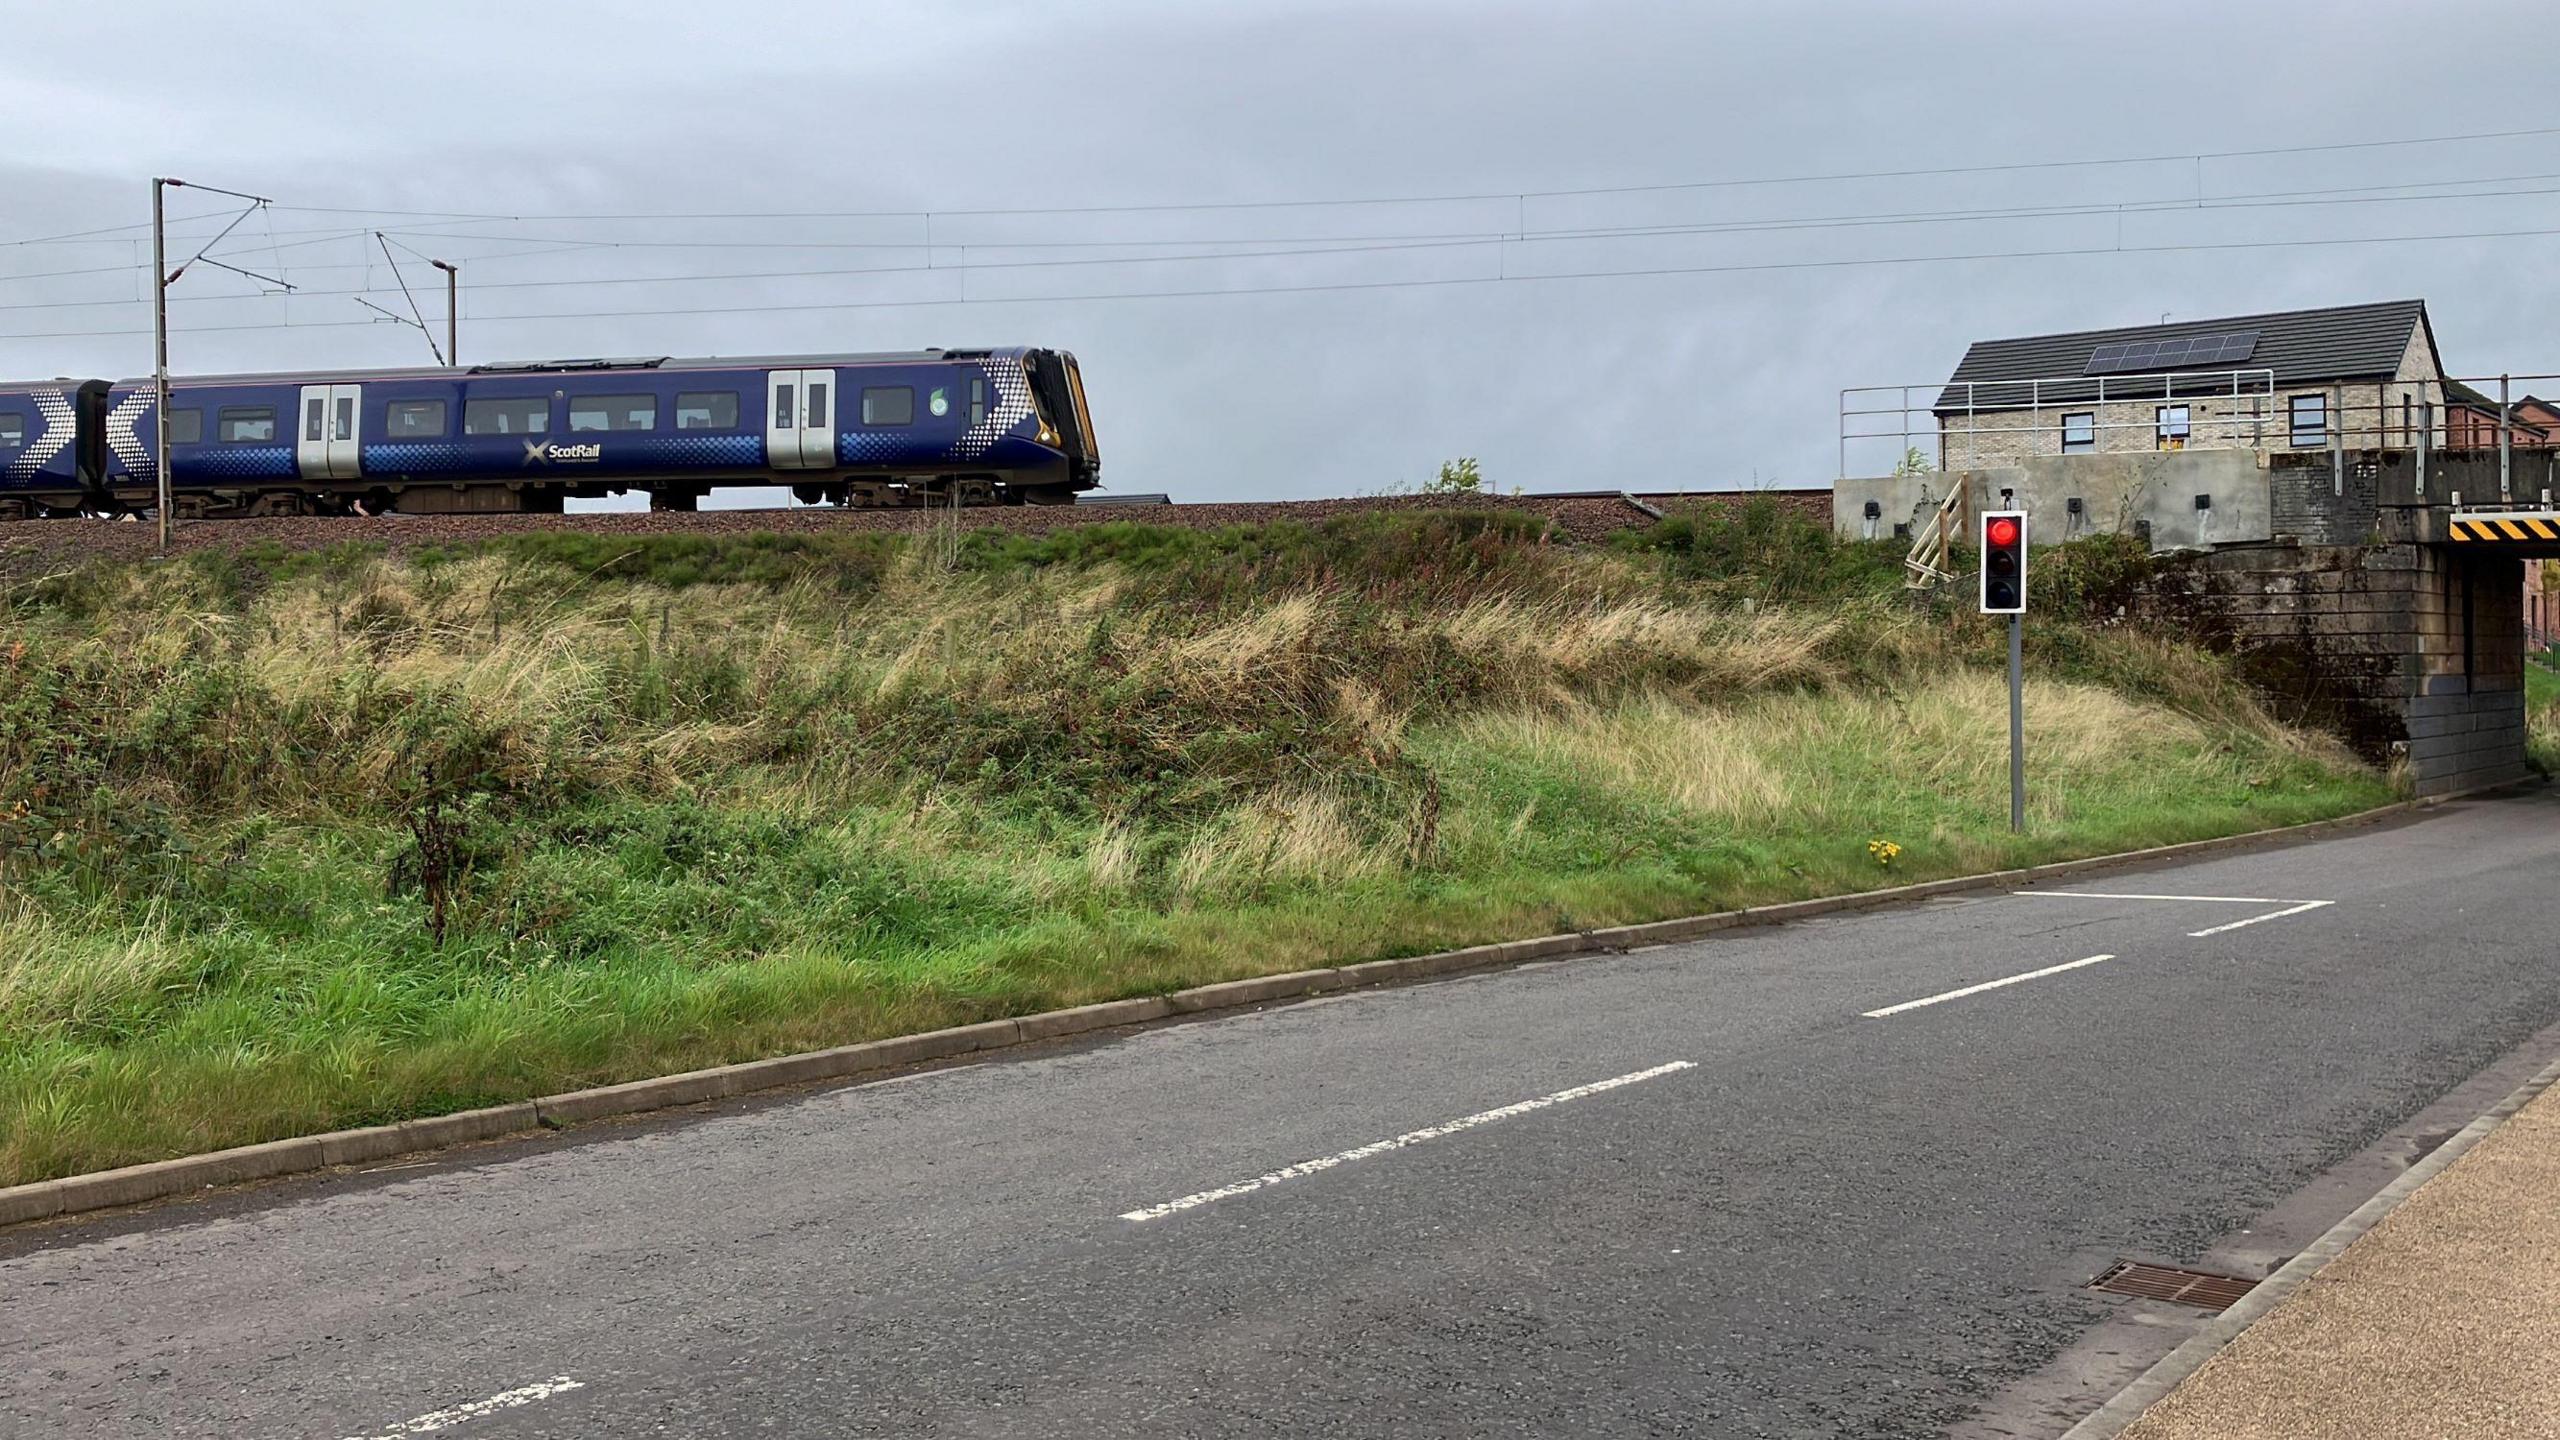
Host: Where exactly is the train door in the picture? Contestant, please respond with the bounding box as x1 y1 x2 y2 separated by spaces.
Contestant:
764 369 835 469
801 369 835 468
296 383 363 480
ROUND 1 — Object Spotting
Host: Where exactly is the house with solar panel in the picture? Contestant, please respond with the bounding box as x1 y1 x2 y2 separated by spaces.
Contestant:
1930 299 2448 469
1836 299 2560 800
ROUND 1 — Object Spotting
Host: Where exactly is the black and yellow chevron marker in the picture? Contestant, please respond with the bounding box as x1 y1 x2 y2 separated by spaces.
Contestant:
2449 513 2560 541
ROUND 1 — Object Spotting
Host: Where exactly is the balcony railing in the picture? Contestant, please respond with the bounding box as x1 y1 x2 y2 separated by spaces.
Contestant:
1839 371 2560 495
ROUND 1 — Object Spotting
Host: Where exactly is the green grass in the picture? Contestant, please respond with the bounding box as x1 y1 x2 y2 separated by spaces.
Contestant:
2528 654 2560 773
0 506 2389 1183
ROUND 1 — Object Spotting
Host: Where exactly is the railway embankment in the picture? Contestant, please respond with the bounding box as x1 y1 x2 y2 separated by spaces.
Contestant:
0 493 1686 584
0 503 2387 1185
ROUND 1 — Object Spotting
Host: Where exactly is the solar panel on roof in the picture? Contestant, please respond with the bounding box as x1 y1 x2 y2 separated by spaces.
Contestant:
2083 329 2260 376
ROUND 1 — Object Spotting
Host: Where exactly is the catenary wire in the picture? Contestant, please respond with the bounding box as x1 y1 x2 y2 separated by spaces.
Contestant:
10 219 2560 342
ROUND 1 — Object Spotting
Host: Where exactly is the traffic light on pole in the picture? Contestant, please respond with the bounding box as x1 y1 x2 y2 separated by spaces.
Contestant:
1980 511 2026 614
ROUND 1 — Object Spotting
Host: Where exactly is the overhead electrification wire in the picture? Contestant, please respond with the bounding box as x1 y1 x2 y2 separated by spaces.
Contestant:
10 116 2550 251
13 218 2560 342
11 166 2560 314
14 158 2560 301
231 121 2560 224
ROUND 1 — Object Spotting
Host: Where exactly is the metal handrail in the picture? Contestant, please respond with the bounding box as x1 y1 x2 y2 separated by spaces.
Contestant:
1841 371 2560 508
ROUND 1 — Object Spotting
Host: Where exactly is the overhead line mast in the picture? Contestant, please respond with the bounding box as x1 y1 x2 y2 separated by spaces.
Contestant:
152 175 283 551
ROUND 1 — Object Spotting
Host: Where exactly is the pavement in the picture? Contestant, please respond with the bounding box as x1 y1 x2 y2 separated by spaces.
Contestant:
2117 1077 2560 1440
8 791 2560 1438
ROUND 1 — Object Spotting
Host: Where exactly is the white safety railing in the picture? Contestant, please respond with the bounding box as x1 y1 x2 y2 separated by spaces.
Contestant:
1840 370 2560 507
1840 369 2277 478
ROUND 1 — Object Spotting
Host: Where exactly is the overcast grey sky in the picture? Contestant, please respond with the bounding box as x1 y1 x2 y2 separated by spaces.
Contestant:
5 0 2557 502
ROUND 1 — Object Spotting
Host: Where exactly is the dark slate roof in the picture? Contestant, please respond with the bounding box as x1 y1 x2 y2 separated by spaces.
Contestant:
1933 299 2432 412
2441 379 2558 416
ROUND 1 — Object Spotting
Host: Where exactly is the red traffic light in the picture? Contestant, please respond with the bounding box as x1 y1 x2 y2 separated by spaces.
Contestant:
1986 517 2020 548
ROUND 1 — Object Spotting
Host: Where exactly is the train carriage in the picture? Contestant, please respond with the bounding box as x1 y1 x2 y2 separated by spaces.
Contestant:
62 346 1096 517
0 379 109 519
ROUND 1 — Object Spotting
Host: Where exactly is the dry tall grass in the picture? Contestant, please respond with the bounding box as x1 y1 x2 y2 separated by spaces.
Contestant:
0 523 2391 1184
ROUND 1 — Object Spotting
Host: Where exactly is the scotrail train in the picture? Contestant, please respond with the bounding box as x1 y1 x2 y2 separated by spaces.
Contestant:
0 347 1099 518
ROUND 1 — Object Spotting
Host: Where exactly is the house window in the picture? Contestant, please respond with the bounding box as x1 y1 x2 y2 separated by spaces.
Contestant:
465 397 551 436
675 392 738 430
567 394 657 432
2156 405 2190 451
386 400 447 438
2290 394 2328 448
2061 412 2096 453
862 386 914 426
218 406 277 444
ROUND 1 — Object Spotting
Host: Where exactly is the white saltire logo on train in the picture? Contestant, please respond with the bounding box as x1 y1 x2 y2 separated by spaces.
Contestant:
521 440 603 466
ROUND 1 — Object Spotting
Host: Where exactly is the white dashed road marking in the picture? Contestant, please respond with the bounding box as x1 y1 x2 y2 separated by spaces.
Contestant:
2012 889 2339 939
1119 1061 1696 1222
2012 891 2297 904
2186 899 2335 937
1862 954 2117 1019
340 1377 586 1439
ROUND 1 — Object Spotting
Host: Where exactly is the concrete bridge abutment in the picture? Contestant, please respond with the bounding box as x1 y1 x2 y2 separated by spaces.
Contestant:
2137 541 2527 797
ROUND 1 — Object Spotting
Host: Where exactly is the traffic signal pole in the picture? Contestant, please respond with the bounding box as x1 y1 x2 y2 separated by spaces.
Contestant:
2009 613 2024 833
1980 510 2028 833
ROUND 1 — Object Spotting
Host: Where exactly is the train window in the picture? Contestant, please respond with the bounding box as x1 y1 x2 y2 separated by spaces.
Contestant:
305 397 326 443
806 382 829 430
969 378 986 427
674 392 738 430
170 409 203 445
862 386 914 426
465 397 551 436
0 414 21 449
386 400 447 438
219 407 278 444
567 394 657 432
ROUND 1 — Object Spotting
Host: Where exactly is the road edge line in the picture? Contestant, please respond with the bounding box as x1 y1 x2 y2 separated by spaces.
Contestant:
0 784 2519 1231
2052 1046 2560 1440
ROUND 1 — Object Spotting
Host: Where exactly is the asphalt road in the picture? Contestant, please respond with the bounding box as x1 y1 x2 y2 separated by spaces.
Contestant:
10 793 2560 1439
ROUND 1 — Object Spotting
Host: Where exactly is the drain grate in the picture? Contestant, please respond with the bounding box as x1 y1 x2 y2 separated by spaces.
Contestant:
2088 1260 2259 1312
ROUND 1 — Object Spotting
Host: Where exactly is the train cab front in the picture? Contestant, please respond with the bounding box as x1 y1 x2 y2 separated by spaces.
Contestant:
1023 349 1100 494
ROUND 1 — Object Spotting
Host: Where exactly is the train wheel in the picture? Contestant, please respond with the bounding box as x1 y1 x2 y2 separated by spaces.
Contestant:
649 490 699 512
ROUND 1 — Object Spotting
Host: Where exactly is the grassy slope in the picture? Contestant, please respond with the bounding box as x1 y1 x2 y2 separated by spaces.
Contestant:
2530 654 2560 772
0 509 2389 1183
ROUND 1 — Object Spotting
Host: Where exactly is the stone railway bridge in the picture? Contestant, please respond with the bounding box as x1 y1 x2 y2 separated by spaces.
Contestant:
1837 449 2549 797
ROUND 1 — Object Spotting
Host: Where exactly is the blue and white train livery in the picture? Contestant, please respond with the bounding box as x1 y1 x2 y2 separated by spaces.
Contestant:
0 347 1098 518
